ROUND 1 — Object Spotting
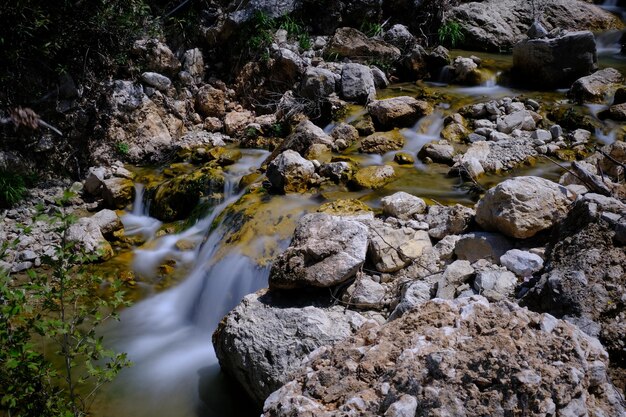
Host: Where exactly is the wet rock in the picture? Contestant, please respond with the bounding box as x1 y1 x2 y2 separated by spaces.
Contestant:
426 204 474 240
283 120 334 156
451 139 538 178
330 123 359 151
317 199 372 217
327 27 401 64
370 66 389 89
101 177 134 210
475 176 574 239
418 142 455 165
263 296 625 417
527 21 548 39
132 38 181 75
393 152 414 165
90 209 122 237
318 161 353 183
568 67 624 104
149 166 224 221
448 56 485 86
512 31 598 89
500 248 544 277
195 85 226 118
299 67 336 100
214 289 376 407
351 165 396 190
269 213 368 289
359 130 404 154
368 221 432 273
141 72 171 91
367 96 432 129
340 63 376 104
266 150 315 194
474 268 518 301
455 232 513 264
381 192 427 220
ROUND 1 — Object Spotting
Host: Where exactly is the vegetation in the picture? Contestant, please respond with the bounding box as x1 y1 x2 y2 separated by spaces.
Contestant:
243 11 312 60
0 197 131 416
438 20 465 48
0 170 37 209
116 142 130 156
360 21 384 38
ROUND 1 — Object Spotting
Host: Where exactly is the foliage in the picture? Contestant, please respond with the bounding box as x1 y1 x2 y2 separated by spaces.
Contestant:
360 21 384 38
116 142 130 156
0 199 132 416
0 170 28 208
438 20 465 48
243 11 312 60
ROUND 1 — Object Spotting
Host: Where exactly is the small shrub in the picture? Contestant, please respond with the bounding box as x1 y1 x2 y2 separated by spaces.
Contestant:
116 142 130 155
0 170 28 208
438 20 465 48
360 21 383 38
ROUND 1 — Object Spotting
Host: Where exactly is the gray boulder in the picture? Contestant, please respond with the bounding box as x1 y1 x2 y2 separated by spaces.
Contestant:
266 150 315 194
474 268 518 301
340 63 376 104
141 72 172 91
327 27 401 63
426 204 475 240
282 119 334 156
383 24 416 53
299 67 337 100
475 176 574 239
368 221 432 273
367 96 433 129
454 232 513 264
269 213 369 289
500 249 544 277
568 68 624 104
381 192 427 220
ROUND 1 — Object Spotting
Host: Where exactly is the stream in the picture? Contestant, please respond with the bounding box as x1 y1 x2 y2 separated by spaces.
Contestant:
92 19 626 417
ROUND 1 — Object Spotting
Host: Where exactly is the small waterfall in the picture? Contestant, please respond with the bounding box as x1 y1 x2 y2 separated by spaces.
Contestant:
400 111 445 168
121 183 162 242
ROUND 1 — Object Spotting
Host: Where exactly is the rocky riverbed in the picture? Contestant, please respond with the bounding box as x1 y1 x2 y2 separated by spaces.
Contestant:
2 0 626 416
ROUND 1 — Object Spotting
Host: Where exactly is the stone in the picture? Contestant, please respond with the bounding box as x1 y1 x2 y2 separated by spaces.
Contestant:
182 48 204 83
140 72 171 91
101 177 134 210
512 31 598 89
394 152 414 165
370 66 389 89
383 24 416 52
475 176 574 239
345 276 386 309
367 96 433 129
327 27 401 63
300 67 336 100
90 209 122 237
419 142 455 165
269 213 369 289
330 123 359 150
527 21 548 39
266 150 315 194
272 48 306 86
66 218 114 261
496 110 536 134
454 232 513 264
368 222 432 273
500 249 544 277
359 131 404 154
319 162 352 183
263 296 625 417
532 129 552 142
381 192 427 220
474 269 518 300
214 289 375 407
224 110 254 136
568 68 624 104
385 395 417 417
132 38 181 75
341 63 376 104
436 260 475 299
351 165 396 190
449 56 484 85
426 204 475 240
195 85 226 118
282 120 334 156
83 167 107 195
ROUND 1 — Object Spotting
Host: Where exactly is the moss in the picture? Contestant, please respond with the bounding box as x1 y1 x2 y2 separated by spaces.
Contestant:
318 199 372 215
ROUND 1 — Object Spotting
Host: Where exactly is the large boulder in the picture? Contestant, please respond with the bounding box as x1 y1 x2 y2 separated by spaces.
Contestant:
269 213 369 289
327 27 401 63
132 38 181 76
281 120 334 157
512 31 598 89
299 67 337 100
66 218 115 261
195 85 226 117
475 176 574 239
266 150 315 194
449 0 622 52
264 296 625 417
340 63 376 104
568 68 625 104
359 130 405 154
213 289 377 407
351 165 396 189
367 96 433 129
101 177 134 210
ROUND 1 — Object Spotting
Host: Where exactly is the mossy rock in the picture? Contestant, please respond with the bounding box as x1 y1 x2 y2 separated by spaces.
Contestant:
318 199 372 216
394 152 415 165
207 147 243 166
149 165 225 221
441 123 469 142
359 130 405 154
350 165 396 190
547 105 600 132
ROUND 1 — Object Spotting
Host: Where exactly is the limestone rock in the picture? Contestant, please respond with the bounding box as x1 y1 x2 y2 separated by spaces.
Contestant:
381 192 427 220
569 67 624 104
368 221 432 273
359 130 404 154
283 120 334 156
195 85 226 117
66 218 114 261
133 38 181 75
454 232 513 264
341 63 376 104
500 249 544 277
426 204 474 240
141 72 172 91
351 165 396 190
367 96 432 129
269 213 369 289
327 27 401 63
474 268 518 301
101 177 134 210
475 176 574 239
266 150 315 194
300 67 337 100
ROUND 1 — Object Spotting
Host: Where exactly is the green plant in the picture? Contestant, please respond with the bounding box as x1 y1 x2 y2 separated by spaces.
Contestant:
0 199 132 416
360 21 383 38
0 170 29 208
116 142 130 155
438 20 465 48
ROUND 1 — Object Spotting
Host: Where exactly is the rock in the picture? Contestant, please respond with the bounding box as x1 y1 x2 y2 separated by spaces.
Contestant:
351 165 396 190
449 56 484 85
385 395 417 417
182 48 204 83
140 72 171 91
319 161 353 183
393 152 414 165
340 63 376 104
330 123 359 150
500 249 544 277
317 199 372 217
300 67 336 100
603 102 626 121
512 31 598 89
381 192 427 220
90 209 122 237
449 0 622 52
383 24 416 53
532 129 552 142
418 142 455 165
214 289 376 407
224 110 254 136
527 20 548 39
435 260 475 299
475 176 574 239
454 232 513 264
101 177 134 210
83 167 107 195
177 131 227 150
272 48 306 86
359 131 404 154
66 218 114 261
263 296 625 417
269 213 369 289
195 85 226 117
327 27 401 63
283 120 334 156
496 110 536 134
367 96 433 129
426 204 474 240
149 166 224 221
368 222 432 273
344 276 386 309
550 124 563 139
132 38 181 75
569 68 624 104
266 150 315 194
451 138 538 177
370 66 389 89
474 269 518 301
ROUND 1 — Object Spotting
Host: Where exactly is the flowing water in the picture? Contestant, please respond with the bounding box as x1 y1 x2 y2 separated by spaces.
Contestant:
92 38 626 416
